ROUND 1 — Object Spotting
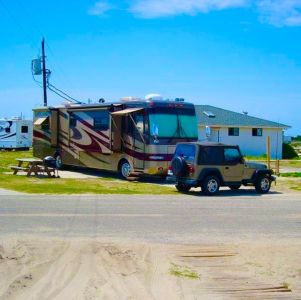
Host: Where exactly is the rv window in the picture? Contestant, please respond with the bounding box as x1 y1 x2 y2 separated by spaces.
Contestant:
5 127 10 133
21 126 28 133
70 114 77 128
93 111 109 131
134 114 144 134
94 117 109 131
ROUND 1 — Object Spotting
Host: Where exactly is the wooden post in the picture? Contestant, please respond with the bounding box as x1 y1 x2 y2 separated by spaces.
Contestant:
276 160 280 175
266 136 271 170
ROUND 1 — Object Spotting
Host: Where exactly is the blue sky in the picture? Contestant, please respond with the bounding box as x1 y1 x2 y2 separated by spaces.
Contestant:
0 0 300 135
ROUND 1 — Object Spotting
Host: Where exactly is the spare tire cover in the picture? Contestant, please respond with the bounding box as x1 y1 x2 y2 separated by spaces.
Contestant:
171 156 188 177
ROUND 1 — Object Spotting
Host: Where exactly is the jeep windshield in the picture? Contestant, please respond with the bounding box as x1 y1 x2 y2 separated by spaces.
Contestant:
149 110 198 139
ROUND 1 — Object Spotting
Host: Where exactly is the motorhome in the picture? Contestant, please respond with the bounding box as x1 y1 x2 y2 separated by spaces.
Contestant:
33 96 198 178
0 118 33 150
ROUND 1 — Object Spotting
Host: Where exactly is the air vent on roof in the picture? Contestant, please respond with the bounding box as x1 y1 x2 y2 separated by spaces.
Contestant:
203 111 215 118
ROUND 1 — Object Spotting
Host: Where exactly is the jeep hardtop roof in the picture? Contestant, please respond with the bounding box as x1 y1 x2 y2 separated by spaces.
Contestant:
176 142 239 148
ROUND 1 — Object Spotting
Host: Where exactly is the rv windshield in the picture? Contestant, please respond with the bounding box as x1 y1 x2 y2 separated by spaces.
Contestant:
149 113 198 138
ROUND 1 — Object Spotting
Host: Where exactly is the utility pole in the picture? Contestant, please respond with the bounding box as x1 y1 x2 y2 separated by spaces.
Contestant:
42 37 48 107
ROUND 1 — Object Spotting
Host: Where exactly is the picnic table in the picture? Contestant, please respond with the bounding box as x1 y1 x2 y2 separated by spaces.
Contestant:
11 158 56 177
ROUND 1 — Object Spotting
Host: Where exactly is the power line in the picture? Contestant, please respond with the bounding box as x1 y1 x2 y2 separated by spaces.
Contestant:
48 83 82 104
47 85 77 103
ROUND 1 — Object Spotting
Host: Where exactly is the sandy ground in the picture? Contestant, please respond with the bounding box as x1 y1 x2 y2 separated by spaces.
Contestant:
0 238 300 300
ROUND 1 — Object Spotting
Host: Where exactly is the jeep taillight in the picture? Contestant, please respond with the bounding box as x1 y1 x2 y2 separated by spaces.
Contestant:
187 164 195 175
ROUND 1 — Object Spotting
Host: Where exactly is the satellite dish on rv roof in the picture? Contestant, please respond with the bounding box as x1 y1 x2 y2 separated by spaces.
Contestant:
145 94 163 101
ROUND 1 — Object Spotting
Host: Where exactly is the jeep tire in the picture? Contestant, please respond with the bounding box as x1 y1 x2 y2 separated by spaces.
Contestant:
171 156 188 177
175 183 191 193
201 175 220 196
255 175 271 194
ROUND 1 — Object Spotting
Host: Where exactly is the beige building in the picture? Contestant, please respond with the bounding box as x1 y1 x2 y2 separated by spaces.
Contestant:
195 105 290 159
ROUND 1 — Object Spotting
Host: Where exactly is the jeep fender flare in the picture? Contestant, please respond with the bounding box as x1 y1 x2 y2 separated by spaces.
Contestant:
252 169 273 182
198 168 224 184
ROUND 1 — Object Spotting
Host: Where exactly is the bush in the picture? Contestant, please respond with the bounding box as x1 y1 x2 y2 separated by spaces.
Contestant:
293 135 301 142
282 143 299 159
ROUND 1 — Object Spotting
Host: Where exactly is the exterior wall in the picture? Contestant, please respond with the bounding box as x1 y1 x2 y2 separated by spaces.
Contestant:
0 120 32 149
198 126 283 159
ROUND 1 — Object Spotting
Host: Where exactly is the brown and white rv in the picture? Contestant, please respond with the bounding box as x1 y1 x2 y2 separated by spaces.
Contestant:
33 97 198 178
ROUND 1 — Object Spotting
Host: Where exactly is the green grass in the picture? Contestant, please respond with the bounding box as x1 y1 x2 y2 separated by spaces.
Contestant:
169 264 199 280
291 186 301 191
280 172 301 178
0 150 175 195
245 154 267 160
0 149 33 170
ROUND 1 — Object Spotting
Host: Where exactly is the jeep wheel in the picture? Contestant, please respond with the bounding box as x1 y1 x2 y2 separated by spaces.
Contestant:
229 184 241 191
255 176 271 194
175 183 191 193
171 156 188 177
202 176 220 196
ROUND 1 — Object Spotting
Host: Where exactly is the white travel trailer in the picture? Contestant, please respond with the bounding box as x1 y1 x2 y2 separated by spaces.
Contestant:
0 118 33 150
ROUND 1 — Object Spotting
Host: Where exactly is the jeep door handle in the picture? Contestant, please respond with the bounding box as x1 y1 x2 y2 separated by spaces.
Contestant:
225 167 229 170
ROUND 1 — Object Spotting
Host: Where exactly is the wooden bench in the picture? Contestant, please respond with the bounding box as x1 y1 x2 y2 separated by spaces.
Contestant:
11 158 56 177
10 166 29 175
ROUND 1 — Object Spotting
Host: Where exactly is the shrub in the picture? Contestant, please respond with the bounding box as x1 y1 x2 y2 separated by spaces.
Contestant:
282 143 299 159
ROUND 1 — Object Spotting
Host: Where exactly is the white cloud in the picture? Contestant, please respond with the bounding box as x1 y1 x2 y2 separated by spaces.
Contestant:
130 0 249 18
88 0 301 27
257 0 301 26
88 1 113 16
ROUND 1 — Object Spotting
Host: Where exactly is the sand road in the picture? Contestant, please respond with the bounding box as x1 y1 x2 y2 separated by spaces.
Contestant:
0 191 301 299
0 238 301 299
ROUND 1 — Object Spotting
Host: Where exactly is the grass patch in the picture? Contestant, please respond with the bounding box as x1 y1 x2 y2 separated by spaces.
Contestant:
0 150 175 195
245 154 267 160
0 174 175 194
291 186 301 191
170 264 199 280
280 172 301 178
0 150 33 170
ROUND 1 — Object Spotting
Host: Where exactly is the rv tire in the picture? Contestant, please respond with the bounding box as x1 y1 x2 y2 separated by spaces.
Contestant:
119 160 132 179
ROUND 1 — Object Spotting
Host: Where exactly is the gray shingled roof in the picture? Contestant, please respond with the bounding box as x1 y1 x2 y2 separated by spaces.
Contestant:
195 105 290 129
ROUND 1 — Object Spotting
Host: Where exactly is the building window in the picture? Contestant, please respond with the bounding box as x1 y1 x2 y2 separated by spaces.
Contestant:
21 126 28 133
228 128 239 136
5 127 10 133
252 128 262 136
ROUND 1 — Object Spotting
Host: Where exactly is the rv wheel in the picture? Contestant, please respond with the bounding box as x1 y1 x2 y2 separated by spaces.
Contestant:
119 160 132 179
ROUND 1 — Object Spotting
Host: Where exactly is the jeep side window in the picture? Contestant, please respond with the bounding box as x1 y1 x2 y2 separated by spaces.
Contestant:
198 147 223 165
224 148 242 164
175 144 195 163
